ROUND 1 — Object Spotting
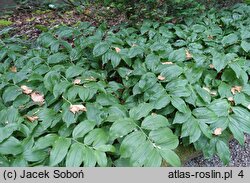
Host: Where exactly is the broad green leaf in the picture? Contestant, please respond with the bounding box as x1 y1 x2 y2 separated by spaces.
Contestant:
62 109 76 127
229 116 244 145
195 85 211 103
159 148 181 167
145 54 160 71
216 140 230 165
120 131 146 158
141 115 169 130
39 108 60 127
0 124 19 143
171 97 189 113
128 46 144 58
53 81 71 98
96 93 120 106
2 86 22 103
12 155 28 167
222 33 238 46
49 137 71 166
129 103 153 120
149 128 179 149
110 118 136 139
218 82 231 98
152 95 171 109
65 65 84 78
44 71 60 91
94 144 116 152
232 107 250 133
106 105 127 122
241 40 250 52
83 147 96 167
212 52 226 72
208 99 230 117
144 148 162 167
168 48 186 62
6 106 19 123
0 136 22 155
33 134 58 150
130 141 152 166
229 61 242 78
160 64 183 81
199 122 212 139
94 150 107 167
78 87 97 102
23 149 47 162
181 116 201 143
173 111 191 124
93 42 109 57
241 29 250 39
102 51 121 68
84 128 108 147
47 53 68 64
70 48 81 61
66 143 85 167
192 107 217 123
86 103 103 125
72 120 95 138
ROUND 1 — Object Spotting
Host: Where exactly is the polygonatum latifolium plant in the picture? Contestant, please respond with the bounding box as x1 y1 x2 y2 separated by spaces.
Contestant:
1 3 250 167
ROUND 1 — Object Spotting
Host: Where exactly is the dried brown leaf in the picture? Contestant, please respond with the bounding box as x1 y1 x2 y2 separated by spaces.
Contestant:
10 66 17 73
227 97 234 102
185 49 192 59
209 64 215 69
157 75 165 81
115 47 121 53
26 115 39 122
213 128 222 136
162 61 173 65
231 86 242 95
73 78 81 85
21 85 33 95
31 92 45 104
70 104 87 114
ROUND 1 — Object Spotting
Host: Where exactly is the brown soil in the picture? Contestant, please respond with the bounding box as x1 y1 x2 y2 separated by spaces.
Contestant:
0 5 127 39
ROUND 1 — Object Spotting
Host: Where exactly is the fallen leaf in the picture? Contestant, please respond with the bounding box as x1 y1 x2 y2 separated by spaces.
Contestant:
203 87 210 93
210 90 217 96
31 92 45 104
21 85 33 95
10 66 17 72
209 64 215 69
132 43 137 47
213 128 222 136
26 115 39 122
85 76 96 81
231 86 242 95
115 47 121 53
207 35 214 39
162 61 173 65
227 97 234 102
185 49 192 59
84 9 91 15
157 75 165 81
247 104 250 110
70 104 87 114
73 78 81 85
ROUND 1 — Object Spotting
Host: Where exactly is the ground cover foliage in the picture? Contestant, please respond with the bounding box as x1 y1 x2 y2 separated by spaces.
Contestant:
0 3 250 167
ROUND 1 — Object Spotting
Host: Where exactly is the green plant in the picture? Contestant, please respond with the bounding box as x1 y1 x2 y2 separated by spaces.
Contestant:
0 20 13 27
1 3 250 167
